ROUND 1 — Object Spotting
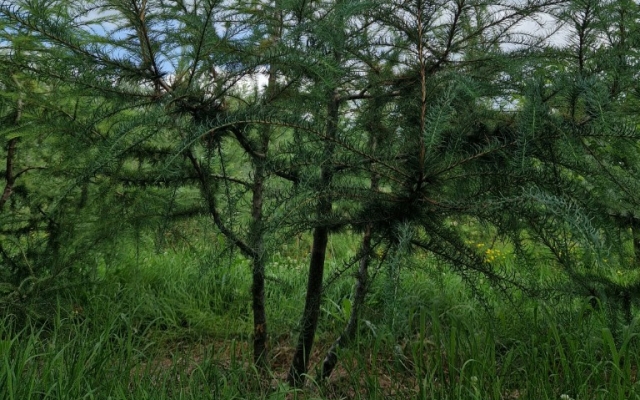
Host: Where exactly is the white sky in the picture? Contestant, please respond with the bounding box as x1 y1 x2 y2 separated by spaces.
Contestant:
68 1 574 95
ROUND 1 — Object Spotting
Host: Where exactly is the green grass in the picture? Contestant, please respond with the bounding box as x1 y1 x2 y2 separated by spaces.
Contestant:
2 237 640 399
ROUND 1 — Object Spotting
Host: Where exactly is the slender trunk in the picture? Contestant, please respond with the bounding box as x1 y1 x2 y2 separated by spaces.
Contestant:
288 0 345 385
633 218 640 265
250 137 269 366
190 149 271 365
288 223 330 386
321 223 372 379
0 138 17 212
288 92 339 387
190 131 270 368
320 117 380 378
1 79 22 212
250 1 282 367
250 204 267 367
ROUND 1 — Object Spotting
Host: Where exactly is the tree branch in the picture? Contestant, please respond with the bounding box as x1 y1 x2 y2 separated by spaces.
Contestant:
185 150 256 258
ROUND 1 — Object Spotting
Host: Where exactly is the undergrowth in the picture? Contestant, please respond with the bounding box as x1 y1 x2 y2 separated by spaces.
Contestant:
1 239 640 399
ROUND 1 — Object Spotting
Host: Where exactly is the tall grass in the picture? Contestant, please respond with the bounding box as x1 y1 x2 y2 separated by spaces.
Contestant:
1 240 639 399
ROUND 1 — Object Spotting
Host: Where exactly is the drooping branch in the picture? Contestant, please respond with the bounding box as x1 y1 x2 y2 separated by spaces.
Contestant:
185 150 256 259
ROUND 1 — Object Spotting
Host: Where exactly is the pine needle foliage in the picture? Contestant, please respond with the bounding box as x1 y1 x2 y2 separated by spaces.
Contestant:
3 0 640 389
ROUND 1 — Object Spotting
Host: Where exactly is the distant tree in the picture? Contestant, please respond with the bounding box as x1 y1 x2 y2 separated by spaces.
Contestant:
0 24 122 320
534 0 640 326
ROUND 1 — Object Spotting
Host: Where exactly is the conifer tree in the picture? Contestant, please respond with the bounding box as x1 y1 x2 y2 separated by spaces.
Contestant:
5 0 640 388
0 0 281 354
529 0 640 325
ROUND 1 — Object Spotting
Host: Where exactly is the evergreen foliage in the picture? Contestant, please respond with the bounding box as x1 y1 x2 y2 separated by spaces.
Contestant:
2 0 640 392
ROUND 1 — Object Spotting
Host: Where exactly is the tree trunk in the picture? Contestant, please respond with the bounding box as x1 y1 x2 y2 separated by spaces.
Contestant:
287 223 330 386
632 218 640 265
321 128 379 378
321 223 372 379
251 2 282 367
249 139 269 367
1 77 23 212
0 138 17 212
189 147 270 367
251 256 268 365
288 92 339 387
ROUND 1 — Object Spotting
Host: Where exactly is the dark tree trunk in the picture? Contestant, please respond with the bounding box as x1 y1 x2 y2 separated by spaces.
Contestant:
0 138 17 212
250 4 285 366
321 223 372 379
287 223 330 386
190 147 270 367
250 235 268 366
250 137 269 367
1 83 22 212
632 218 640 264
321 126 379 378
251 254 268 365
288 93 339 387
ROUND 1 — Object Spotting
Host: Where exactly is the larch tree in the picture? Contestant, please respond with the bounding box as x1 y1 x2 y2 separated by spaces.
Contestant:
4 0 640 389
0 0 285 364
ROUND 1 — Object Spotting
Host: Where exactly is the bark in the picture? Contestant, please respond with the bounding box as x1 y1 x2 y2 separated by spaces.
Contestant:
250 8 281 365
287 223 330 386
250 201 267 367
1 82 22 212
321 126 380 378
0 138 17 212
249 137 269 367
288 93 339 387
633 218 640 265
190 147 270 366
321 223 372 379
